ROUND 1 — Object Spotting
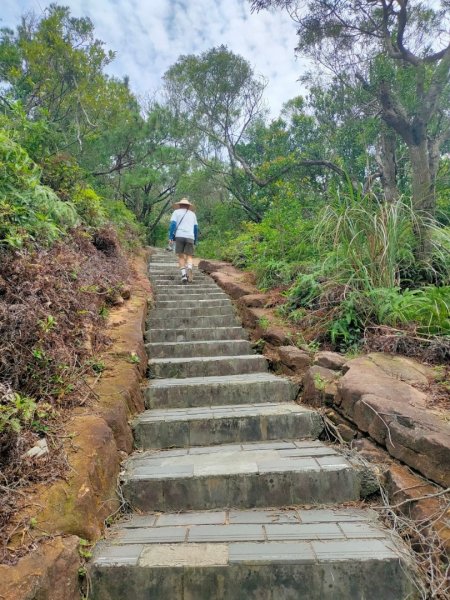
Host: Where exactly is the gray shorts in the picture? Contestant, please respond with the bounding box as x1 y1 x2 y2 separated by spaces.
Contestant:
175 237 195 255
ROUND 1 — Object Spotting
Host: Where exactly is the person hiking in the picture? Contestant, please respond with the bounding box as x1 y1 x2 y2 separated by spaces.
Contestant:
168 197 198 284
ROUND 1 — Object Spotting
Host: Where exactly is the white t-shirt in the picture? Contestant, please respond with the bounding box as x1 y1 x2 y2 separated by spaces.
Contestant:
170 209 198 241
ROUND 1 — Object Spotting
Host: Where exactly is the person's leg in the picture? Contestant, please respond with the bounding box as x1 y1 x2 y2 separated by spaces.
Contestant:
186 254 193 282
175 239 188 282
184 239 195 283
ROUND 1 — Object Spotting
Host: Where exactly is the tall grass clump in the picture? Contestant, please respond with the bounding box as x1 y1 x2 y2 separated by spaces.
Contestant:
284 191 449 351
316 195 416 289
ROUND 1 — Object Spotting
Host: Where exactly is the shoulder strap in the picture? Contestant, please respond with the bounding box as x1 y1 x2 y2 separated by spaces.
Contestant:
174 209 189 236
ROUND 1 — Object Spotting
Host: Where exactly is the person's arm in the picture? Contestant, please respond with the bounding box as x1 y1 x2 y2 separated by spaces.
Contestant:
168 213 177 241
194 214 198 244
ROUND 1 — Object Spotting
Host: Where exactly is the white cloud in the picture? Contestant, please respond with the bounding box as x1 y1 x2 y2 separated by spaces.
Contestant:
1 0 308 116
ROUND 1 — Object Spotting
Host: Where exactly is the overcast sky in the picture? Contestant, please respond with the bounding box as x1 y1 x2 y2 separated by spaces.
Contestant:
1 0 308 116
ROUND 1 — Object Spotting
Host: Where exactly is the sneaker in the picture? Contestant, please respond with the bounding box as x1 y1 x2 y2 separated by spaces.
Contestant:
181 274 188 284
187 268 193 283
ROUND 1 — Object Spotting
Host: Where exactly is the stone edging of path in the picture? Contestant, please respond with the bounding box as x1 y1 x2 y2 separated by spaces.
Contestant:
198 258 450 555
0 249 152 600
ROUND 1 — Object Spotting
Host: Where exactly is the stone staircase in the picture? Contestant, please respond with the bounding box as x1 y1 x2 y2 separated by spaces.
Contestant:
89 250 413 599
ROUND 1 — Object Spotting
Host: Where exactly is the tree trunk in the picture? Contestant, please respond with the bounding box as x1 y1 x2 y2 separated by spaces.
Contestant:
378 129 398 203
408 140 435 261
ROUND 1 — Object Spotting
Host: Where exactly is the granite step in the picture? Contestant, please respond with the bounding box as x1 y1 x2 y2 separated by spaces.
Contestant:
121 440 361 512
145 373 297 409
150 276 212 284
154 291 228 301
133 402 324 449
152 280 218 288
152 287 224 296
149 268 205 274
147 314 240 330
145 326 248 344
90 507 412 600
150 305 235 318
145 339 253 359
148 355 268 379
152 281 220 287
154 298 232 309
149 270 210 277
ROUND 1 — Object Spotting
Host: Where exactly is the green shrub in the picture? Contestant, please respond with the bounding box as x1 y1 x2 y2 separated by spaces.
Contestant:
73 187 106 226
0 133 80 247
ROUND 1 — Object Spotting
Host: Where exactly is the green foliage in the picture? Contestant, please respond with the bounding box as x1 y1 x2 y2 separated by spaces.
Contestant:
103 198 144 248
73 187 106 226
0 132 79 247
0 391 37 434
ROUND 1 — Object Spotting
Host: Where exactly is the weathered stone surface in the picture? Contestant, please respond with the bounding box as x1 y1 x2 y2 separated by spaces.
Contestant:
122 440 360 511
145 373 298 409
324 409 358 442
133 403 323 449
261 326 292 347
238 306 267 330
90 509 413 600
148 313 239 329
239 294 270 308
210 271 256 299
314 351 347 371
146 326 247 344
29 415 121 541
337 356 450 487
302 366 340 408
278 346 313 374
383 463 450 551
367 352 431 384
146 339 253 359
198 259 232 273
0 536 80 600
148 355 268 379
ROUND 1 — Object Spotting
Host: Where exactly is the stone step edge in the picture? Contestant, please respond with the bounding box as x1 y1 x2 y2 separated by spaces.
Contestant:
146 373 287 388
145 339 250 348
148 354 265 365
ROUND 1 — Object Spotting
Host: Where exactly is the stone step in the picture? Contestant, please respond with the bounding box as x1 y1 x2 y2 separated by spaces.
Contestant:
121 440 361 512
148 355 268 379
146 326 248 344
133 402 323 449
150 275 211 283
147 314 240 330
153 285 221 293
155 291 228 301
145 326 248 344
145 373 297 409
150 305 235 318
149 269 209 276
155 298 232 309
90 507 412 600
149 268 204 273
146 339 253 359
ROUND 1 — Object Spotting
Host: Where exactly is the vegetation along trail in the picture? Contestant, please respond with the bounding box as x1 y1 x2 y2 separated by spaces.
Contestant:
0 1 448 599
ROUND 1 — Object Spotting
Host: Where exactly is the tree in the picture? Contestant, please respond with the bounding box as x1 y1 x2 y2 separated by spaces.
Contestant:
0 5 115 153
251 0 450 258
163 45 358 221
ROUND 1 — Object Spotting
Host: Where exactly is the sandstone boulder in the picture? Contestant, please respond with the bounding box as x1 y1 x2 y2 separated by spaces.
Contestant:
302 366 340 408
337 356 450 487
239 293 270 308
0 536 80 600
197 259 231 274
314 351 347 371
277 346 312 374
210 271 256 299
